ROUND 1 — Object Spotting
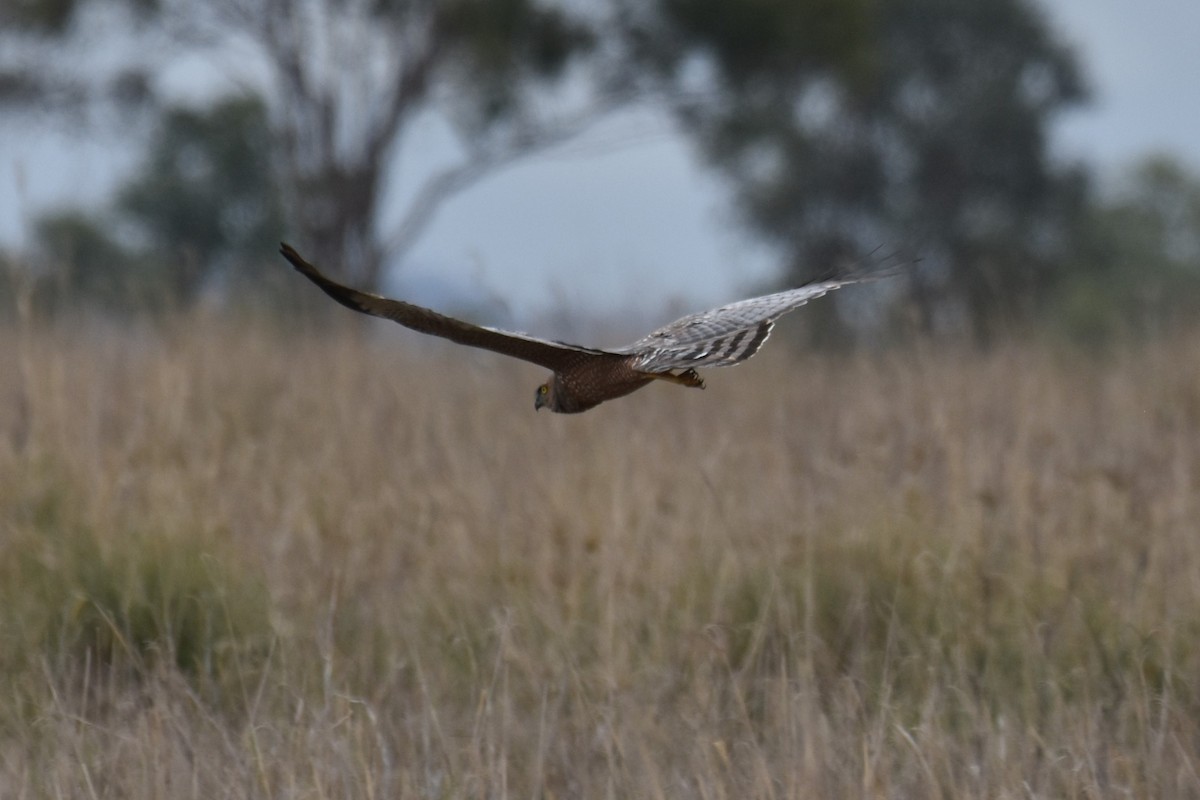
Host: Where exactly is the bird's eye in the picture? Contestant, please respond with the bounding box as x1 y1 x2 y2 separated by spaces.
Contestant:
539 385 549 395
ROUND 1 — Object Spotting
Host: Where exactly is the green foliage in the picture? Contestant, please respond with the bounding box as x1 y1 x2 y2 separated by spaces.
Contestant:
442 0 595 79
1 0 158 34
2 0 82 32
652 0 874 86
435 0 598 130
3 0 620 292
652 0 1089 341
1055 155 1200 344
33 210 166 312
0 250 20 317
28 95 286 313
117 95 285 302
709 525 1178 724
0 463 272 700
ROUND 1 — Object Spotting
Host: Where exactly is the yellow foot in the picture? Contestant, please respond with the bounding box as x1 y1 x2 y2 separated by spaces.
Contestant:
677 368 706 389
652 368 706 389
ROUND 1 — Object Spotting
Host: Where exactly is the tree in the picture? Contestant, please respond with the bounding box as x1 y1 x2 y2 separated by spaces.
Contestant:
2 0 628 289
27 95 287 312
33 211 142 310
1057 155 1200 342
0 1 156 120
633 0 1090 340
117 95 285 303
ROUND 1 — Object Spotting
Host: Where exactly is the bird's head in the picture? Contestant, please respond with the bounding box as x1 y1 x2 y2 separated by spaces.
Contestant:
535 374 596 414
534 379 556 412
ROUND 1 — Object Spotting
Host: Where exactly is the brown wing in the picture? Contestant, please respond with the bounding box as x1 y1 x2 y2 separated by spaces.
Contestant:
280 244 614 371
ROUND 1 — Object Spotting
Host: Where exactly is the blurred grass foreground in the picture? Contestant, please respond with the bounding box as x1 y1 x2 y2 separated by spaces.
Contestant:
2 314 1200 798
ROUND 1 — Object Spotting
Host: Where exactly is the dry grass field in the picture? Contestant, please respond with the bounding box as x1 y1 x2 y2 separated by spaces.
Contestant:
2 313 1200 798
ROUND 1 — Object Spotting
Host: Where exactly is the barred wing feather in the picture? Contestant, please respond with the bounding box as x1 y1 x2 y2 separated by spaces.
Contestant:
282 239 908 383
623 279 855 373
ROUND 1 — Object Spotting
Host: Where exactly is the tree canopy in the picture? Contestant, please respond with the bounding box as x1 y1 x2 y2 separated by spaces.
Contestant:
9 0 1200 343
3 0 626 289
116 96 284 302
1056 155 1200 342
637 0 1090 340
29 96 284 313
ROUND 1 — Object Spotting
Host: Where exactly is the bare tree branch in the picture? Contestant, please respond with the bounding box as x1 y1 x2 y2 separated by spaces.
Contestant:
4 0 641 288
382 93 631 261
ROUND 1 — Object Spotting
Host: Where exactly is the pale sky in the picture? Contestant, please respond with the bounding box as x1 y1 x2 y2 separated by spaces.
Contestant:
1043 0 1200 170
3 0 1199 319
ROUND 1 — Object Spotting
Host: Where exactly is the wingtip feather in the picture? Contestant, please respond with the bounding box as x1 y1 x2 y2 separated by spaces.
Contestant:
279 242 321 281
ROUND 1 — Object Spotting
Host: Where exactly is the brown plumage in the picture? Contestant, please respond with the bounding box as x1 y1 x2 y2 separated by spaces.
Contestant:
280 243 902 413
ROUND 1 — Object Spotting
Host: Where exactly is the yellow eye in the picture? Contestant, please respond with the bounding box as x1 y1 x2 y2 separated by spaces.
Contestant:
538 385 549 395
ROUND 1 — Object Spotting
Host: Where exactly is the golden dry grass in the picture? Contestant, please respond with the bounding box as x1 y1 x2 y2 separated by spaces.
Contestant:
3 313 1200 797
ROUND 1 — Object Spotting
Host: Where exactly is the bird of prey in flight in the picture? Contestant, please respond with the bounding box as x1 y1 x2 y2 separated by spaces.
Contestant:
281 243 904 414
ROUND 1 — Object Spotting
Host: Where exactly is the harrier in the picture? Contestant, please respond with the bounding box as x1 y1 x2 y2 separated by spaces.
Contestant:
281 244 903 414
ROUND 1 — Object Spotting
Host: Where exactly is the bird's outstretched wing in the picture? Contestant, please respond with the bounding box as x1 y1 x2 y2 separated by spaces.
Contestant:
622 268 900 373
281 244 612 371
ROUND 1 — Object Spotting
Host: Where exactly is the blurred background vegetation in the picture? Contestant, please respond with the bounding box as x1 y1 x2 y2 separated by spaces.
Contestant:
6 3 1200 793
1 0 1199 343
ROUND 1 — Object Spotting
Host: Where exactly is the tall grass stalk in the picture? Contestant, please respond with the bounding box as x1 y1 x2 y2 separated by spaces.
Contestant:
1 315 1198 797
